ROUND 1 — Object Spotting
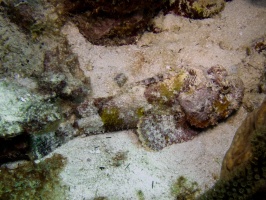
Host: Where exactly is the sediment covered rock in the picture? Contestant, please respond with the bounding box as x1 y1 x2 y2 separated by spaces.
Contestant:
0 80 61 138
1 0 65 36
0 5 90 162
0 80 63 162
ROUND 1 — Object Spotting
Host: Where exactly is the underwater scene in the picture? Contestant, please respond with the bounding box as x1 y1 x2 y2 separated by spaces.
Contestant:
0 0 266 199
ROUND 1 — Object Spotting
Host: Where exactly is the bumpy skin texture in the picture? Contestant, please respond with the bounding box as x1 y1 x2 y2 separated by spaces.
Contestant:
137 114 198 151
138 66 244 150
76 66 244 151
178 66 244 128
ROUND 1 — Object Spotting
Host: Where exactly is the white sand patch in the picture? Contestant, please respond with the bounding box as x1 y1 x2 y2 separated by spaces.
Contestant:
52 108 247 200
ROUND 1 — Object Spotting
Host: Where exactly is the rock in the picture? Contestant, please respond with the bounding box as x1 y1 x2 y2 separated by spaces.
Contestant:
0 80 66 163
198 98 266 199
171 0 226 19
221 98 266 179
30 123 76 159
0 14 44 78
75 100 104 134
0 134 30 164
2 0 65 36
259 65 266 94
62 0 168 45
0 80 61 138
0 154 67 199
0 3 90 163
0 11 90 103
114 73 128 87
63 0 165 16
39 40 90 103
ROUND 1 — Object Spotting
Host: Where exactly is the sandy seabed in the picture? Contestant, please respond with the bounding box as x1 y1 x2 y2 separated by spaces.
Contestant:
48 0 266 199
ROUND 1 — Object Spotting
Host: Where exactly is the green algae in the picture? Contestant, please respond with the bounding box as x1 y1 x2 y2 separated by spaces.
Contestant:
145 71 187 107
136 107 145 118
159 72 186 100
136 190 145 200
191 0 225 18
171 176 200 200
0 154 67 200
100 107 124 131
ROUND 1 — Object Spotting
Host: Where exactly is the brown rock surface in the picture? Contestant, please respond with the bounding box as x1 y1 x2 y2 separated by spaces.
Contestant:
221 98 266 179
62 0 167 45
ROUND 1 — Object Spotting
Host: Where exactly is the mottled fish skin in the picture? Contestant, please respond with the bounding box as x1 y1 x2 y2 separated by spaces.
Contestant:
76 65 244 151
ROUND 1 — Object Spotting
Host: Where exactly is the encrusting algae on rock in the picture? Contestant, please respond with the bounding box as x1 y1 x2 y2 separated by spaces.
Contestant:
0 154 68 200
170 0 226 19
0 2 91 162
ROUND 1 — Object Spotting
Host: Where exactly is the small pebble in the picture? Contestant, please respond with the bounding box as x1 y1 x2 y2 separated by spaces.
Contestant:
114 73 128 87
